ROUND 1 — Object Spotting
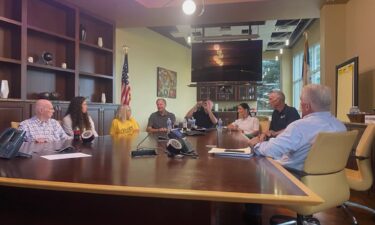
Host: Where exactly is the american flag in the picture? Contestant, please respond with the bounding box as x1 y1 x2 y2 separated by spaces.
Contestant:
302 32 310 86
121 49 131 105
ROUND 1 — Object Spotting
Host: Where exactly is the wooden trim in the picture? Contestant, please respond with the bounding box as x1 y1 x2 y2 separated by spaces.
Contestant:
0 163 323 206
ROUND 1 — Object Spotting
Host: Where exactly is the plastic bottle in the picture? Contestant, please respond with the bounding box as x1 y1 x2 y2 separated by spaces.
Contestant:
167 118 172 133
217 118 223 131
73 127 81 141
183 118 188 131
191 117 196 129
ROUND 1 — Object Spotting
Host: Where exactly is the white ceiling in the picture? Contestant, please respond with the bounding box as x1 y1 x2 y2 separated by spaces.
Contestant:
61 0 347 50
62 0 325 27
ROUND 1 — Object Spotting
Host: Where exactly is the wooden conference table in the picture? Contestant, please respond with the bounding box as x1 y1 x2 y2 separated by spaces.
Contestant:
0 130 322 225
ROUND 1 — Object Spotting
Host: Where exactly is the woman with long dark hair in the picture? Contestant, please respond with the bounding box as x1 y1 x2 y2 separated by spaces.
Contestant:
62 96 98 137
227 103 259 137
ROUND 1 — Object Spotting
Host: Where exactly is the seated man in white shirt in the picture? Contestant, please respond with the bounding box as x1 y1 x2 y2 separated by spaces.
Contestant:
19 99 69 143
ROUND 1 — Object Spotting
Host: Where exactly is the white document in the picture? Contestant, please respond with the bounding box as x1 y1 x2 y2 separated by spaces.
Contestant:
208 147 253 158
41 153 91 160
365 115 375 124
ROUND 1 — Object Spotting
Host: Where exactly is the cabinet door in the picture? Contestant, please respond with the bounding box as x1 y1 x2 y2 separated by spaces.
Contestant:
217 86 235 101
0 101 30 132
216 112 237 126
197 87 216 101
87 105 102 135
237 85 257 101
50 103 69 121
102 105 117 135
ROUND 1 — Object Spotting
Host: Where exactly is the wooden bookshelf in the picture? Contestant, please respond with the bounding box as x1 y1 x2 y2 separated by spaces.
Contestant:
0 0 114 103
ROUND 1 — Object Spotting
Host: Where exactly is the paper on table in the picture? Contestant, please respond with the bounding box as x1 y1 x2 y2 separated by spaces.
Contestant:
208 147 253 158
41 153 91 160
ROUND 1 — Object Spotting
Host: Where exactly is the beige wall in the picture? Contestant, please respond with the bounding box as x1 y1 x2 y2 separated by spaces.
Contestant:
345 0 375 112
320 5 346 113
115 27 195 130
321 0 375 114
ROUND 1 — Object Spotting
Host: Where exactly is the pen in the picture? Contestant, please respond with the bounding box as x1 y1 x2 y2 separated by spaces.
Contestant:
224 149 245 153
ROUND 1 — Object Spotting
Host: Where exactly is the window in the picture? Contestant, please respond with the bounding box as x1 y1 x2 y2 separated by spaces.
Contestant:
292 53 303 109
309 44 321 84
292 44 321 109
257 60 280 116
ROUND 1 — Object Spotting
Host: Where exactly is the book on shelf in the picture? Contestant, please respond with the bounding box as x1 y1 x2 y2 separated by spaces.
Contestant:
208 147 253 158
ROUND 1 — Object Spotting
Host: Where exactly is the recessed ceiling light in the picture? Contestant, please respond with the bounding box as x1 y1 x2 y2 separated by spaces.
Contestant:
182 0 196 15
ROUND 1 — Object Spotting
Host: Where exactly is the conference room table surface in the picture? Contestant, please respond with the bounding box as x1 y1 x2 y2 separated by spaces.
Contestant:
0 129 322 206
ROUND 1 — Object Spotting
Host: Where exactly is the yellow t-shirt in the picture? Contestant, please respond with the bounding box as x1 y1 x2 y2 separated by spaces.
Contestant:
110 118 139 136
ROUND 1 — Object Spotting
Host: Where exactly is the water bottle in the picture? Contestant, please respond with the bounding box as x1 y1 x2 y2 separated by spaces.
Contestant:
217 118 223 131
167 118 172 133
183 118 188 131
191 117 196 129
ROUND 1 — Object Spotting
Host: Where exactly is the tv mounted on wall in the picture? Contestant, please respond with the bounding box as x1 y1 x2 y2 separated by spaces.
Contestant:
191 40 263 82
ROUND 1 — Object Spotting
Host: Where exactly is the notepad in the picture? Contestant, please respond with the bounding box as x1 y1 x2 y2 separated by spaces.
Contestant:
208 147 253 158
41 153 91 160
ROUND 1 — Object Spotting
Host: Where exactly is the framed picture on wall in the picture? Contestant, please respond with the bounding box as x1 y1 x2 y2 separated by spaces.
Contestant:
335 56 359 122
157 67 177 99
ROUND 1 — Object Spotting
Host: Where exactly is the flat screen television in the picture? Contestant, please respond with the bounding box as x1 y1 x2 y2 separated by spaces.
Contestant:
191 40 262 82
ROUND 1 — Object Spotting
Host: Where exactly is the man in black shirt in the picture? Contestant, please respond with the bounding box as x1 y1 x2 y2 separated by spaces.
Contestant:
185 100 218 128
263 90 300 139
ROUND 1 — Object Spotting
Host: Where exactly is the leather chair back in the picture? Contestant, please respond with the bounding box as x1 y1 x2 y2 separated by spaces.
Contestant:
289 130 358 216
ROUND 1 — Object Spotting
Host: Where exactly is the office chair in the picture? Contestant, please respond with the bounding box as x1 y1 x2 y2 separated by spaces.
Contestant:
270 130 358 225
343 124 375 225
10 121 20 129
259 120 270 133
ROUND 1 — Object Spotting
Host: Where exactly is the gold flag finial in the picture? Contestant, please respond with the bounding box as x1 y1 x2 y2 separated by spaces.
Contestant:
122 45 129 54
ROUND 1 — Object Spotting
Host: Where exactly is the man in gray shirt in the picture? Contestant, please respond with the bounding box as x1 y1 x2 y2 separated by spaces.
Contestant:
146 98 176 133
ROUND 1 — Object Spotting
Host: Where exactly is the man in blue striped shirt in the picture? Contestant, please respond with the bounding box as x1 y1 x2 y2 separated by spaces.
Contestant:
19 99 69 143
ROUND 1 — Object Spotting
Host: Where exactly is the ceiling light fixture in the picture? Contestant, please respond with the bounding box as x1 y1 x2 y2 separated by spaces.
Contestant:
285 39 290 46
182 0 196 15
187 35 192 44
194 34 259 42
275 55 279 61
279 48 283 54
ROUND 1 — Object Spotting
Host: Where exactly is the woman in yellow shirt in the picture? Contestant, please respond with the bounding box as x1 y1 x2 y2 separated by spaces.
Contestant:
110 105 139 136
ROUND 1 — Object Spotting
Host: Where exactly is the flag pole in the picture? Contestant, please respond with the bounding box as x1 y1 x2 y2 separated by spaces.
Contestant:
302 31 310 86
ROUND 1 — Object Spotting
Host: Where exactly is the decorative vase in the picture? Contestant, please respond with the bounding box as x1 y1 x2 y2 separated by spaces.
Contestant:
80 24 86 41
98 37 103 47
1 80 9 99
101 93 106 103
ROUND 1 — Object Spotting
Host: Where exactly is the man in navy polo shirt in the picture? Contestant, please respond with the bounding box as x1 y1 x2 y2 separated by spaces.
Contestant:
262 90 300 140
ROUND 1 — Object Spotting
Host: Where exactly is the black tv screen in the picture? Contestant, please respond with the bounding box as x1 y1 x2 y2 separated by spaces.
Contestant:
191 40 263 82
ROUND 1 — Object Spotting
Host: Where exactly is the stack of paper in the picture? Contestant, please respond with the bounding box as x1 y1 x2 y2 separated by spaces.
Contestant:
208 147 253 158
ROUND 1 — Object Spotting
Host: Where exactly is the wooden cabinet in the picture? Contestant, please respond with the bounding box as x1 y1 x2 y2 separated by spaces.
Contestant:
0 100 30 130
197 87 217 101
0 100 119 135
216 111 237 126
0 0 22 99
237 85 256 101
85 103 117 136
196 85 257 102
0 0 114 103
79 12 114 103
216 85 236 101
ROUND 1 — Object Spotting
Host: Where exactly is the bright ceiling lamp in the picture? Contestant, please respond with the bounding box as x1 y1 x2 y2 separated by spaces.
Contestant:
182 0 196 15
